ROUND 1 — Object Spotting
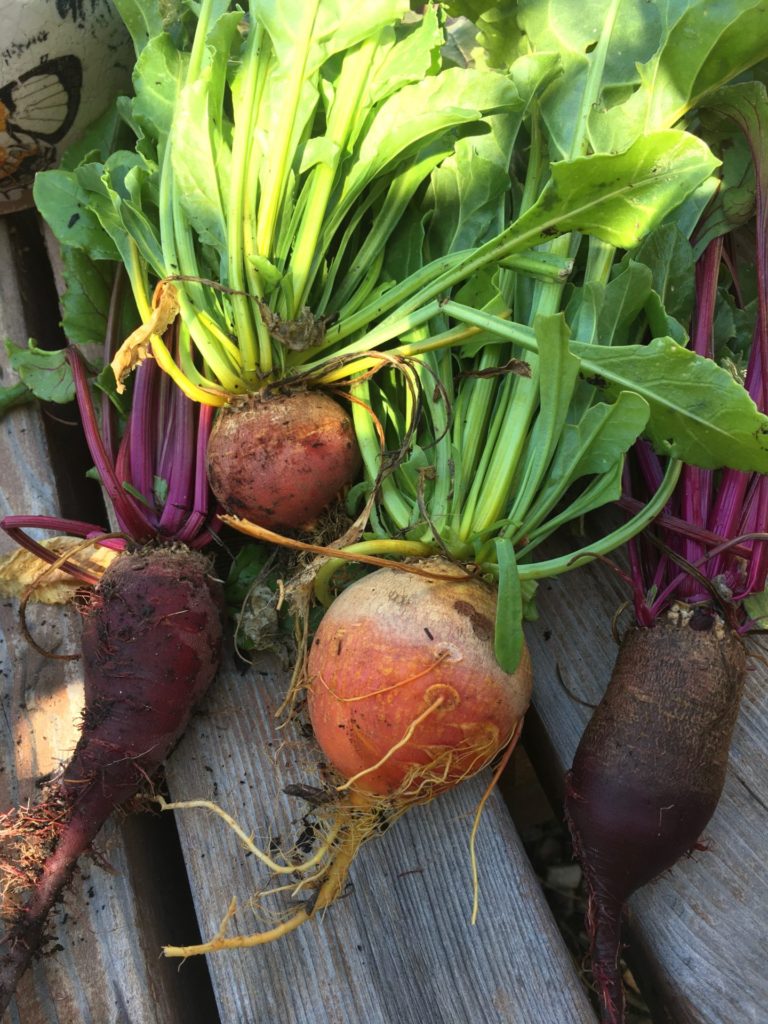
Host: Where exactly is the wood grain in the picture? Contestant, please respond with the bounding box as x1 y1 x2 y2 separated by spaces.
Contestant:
526 559 768 1024
164 648 598 1024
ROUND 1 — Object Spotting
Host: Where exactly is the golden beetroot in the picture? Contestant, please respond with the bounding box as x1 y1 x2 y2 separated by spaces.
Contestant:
307 561 532 800
207 390 361 531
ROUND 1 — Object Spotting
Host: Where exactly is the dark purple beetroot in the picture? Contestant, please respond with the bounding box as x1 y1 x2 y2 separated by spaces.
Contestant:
207 389 361 532
564 609 746 1024
0 547 223 1013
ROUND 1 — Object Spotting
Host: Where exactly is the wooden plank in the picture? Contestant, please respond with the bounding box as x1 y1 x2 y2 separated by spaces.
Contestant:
525 559 768 1024
0 217 203 1024
164 647 598 1023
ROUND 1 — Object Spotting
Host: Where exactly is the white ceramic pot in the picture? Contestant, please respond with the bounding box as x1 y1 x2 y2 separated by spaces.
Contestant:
0 0 133 214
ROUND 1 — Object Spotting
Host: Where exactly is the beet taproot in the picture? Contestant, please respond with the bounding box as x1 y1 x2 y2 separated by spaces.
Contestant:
0 547 223 1013
564 607 746 1024
307 561 532 800
207 390 361 531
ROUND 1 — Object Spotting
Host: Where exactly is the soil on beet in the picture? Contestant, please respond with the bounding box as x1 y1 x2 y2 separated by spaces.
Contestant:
207 390 361 532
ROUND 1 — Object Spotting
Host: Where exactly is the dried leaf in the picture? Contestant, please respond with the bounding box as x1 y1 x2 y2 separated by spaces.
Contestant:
110 281 180 393
0 539 119 604
455 358 531 381
257 300 329 351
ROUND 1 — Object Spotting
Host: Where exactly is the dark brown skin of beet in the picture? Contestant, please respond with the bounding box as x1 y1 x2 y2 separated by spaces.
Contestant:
0 548 223 1014
207 389 361 531
564 613 746 1024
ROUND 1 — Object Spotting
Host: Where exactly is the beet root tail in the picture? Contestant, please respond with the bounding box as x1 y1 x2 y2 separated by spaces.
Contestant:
0 802 100 1015
585 888 626 1024
0 547 223 1013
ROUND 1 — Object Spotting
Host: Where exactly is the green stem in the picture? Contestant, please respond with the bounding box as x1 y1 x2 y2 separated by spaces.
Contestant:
289 35 377 314
459 370 538 540
566 0 620 161
255 0 321 258
351 378 414 532
227 14 265 381
499 251 574 283
517 460 682 580
313 540 436 607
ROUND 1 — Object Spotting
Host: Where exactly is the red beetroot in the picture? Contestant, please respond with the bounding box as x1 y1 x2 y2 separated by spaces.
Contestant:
207 389 361 531
564 608 746 1024
0 547 223 1013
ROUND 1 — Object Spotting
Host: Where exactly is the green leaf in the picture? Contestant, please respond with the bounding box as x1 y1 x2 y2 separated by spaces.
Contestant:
172 73 230 251
643 291 688 346
247 254 283 287
0 382 34 417
94 363 132 417
33 170 120 261
493 537 524 673
121 481 153 508
426 115 515 255
170 10 241 255
112 0 165 55
521 460 626 551
698 81 768 259
339 69 520 216
60 104 129 172
631 224 695 322
519 390 651 539
131 33 189 144
6 343 76 405
596 260 654 345
510 130 720 251
569 335 768 471
446 1 525 70
57 248 115 347
744 588 768 626
153 475 169 507
518 0 663 158
224 543 273 611
589 0 768 151
368 7 443 102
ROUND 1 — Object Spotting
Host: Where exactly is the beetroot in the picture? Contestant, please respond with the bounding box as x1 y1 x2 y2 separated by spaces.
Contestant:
564 609 746 1024
0 547 223 1013
207 389 361 531
307 561 532 798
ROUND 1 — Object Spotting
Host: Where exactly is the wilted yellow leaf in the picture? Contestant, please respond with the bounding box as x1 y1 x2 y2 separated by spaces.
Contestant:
0 538 119 604
110 281 180 393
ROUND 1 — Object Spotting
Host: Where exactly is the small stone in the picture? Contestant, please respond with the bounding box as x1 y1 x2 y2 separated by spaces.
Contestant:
546 863 582 890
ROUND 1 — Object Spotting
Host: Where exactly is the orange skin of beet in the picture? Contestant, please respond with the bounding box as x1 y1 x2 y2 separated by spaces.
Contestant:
207 390 361 532
307 562 533 798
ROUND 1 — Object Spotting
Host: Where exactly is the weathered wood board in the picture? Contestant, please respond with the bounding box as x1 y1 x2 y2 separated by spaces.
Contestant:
527 560 768 1024
164 647 598 1024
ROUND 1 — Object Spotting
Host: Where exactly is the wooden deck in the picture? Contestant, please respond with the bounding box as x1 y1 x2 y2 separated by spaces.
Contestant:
0 209 765 1024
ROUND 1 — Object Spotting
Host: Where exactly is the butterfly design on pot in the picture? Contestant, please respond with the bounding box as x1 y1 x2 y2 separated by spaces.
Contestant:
0 54 82 201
